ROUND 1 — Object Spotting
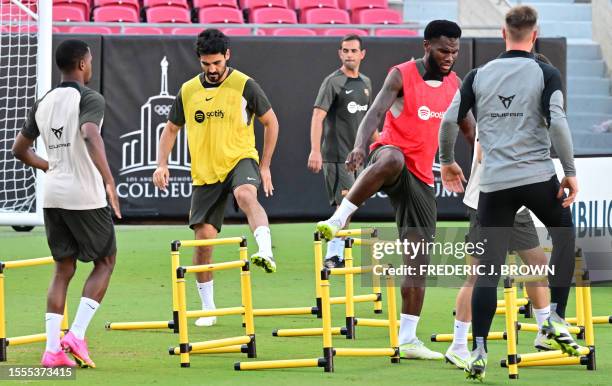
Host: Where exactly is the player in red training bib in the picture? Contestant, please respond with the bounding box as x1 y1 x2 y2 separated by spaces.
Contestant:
316 20 475 360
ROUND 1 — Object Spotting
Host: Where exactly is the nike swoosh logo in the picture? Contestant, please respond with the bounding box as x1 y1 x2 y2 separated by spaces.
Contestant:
87 304 96 310
205 97 214 101
345 90 354 94
246 177 257 181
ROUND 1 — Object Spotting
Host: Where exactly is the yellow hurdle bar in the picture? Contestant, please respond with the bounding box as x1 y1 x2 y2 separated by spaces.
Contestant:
385 274 400 363
334 348 396 357
178 237 244 248
518 322 581 335
516 356 582 367
235 358 322 370
253 307 314 316
273 327 345 337
335 228 376 238
517 347 591 363
329 266 373 275
7 333 47 346
566 316 612 325
330 294 378 305
106 320 172 330
431 331 507 342
190 336 252 352
2 257 54 270
503 277 519 379
184 260 245 274
509 275 548 284
171 344 244 355
355 318 400 328
497 298 529 307
186 307 244 318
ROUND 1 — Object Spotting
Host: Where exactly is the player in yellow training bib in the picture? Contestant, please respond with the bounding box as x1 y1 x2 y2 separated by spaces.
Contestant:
153 29 279 327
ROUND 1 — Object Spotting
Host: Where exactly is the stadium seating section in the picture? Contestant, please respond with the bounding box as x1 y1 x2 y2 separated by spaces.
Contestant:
0 0 416 36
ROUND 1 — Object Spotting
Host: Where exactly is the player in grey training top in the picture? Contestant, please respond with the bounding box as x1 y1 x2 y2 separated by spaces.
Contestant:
438 6 580 381
12 39 121 369
307 34 372 269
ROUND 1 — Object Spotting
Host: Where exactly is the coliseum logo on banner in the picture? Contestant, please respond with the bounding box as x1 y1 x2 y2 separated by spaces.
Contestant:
116 57 193 201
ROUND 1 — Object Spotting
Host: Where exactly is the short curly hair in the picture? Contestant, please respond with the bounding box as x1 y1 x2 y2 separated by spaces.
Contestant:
196 29 230 56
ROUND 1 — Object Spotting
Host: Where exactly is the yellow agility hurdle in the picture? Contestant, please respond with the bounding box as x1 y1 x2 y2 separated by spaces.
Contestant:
234 262 399 372
500 249 596 379
274 232 392 338
0 256 69 361
170 237 256 367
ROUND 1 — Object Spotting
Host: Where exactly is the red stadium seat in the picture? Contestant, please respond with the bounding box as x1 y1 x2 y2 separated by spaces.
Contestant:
242 0 288 11
268 27 316 36
294 0 338 11
192 0 238 10
0 5 35 22
251 8 297 24
320 27 367 36
171 27 204 35
340 0 387 12
302 8 349 24
53 5 86 22
54 0 90 19
68 25 114 34
198 7 244 23
221 27 265 36
374 28 417 37
354 8 400 24
93 5 139 22
93 0 140 13
123 26 165 34
147 6 191 23
143 0 189 10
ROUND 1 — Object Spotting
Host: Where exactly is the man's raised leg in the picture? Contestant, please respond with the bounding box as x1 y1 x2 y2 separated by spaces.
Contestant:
234 184 275 273
317 147 404 239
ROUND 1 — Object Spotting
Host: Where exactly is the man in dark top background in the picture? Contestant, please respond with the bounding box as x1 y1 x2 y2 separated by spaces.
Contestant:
308 34 373 269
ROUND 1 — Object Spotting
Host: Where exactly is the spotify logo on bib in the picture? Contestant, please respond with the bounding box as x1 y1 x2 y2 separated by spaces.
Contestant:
194 110 205 123
417 106 444 121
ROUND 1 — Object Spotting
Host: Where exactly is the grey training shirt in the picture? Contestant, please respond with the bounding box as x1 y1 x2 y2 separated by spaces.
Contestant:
439 50 575 193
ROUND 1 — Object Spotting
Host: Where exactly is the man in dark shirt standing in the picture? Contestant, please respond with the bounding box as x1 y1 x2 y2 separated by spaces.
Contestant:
439 6 581 381
308 35 372 268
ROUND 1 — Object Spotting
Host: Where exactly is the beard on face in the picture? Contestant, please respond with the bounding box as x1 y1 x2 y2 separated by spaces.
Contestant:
427 51 454 77
206 65 226 83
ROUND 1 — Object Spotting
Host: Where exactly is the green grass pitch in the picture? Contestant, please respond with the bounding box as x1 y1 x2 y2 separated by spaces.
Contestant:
1 223 610 385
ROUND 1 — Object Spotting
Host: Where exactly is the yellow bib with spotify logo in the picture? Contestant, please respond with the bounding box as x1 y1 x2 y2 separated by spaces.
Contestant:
182 70 259 185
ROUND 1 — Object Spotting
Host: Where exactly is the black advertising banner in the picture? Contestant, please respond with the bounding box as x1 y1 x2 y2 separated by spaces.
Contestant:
101 36 564 222
103 36 200 218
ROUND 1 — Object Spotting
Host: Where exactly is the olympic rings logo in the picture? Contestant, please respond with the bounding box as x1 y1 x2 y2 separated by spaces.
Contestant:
154 105 172 116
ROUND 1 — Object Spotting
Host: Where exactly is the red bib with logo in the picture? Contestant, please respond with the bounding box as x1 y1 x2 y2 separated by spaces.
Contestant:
371 60 459 185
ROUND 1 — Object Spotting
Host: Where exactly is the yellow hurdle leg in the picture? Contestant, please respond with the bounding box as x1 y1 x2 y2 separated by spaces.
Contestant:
344 239 355 339
61 302 69 331
320 269 334 372
370 232 383 314
386 274 399 363
314 232 323 318
240 240 256 358
176 267 190 367
504 277 519 379
171 242 181 333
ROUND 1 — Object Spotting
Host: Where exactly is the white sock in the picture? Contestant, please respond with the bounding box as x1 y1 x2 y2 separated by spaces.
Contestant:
254 226 272 256
326 238 344 260
398 313 420 345
196 280 215 310
70 297 99 340
451 319 471 348
534 305 551 329
329 198 358 228
45 313 63 353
